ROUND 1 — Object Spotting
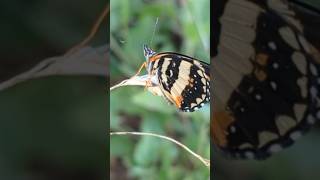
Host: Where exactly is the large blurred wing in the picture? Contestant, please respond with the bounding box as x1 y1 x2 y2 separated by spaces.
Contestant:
212 0 320 159
150 52 210 112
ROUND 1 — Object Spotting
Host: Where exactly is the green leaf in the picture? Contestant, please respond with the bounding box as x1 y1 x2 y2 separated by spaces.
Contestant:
132 91 175 114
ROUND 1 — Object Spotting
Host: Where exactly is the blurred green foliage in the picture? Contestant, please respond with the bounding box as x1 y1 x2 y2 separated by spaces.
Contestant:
0 77 107 179
110 0 210 179
0 0 106 179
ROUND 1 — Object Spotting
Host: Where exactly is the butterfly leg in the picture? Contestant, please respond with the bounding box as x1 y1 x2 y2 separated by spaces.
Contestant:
133 62 147 76
144 77 153 91
132 62 153 91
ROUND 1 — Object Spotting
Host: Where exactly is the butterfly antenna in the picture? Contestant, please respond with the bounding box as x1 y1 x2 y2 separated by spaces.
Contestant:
149 17 159 47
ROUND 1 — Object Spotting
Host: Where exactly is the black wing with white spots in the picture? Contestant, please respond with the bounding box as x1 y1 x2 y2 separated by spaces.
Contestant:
212 0 320 159
149 52 210 112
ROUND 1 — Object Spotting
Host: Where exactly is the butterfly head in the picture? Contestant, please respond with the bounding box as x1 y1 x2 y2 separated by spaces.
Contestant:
143 44 156 61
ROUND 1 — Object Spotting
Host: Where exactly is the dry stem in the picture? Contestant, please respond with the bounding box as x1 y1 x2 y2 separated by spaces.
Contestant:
66 5 109 55
110 131 210 167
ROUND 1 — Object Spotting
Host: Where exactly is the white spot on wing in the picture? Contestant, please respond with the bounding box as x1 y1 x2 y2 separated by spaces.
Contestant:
244 151 255 159
270 81 277 90
310 64 318 76
201 94 205 100
255 94 262 101
298 35 310 53
160 59 171 85
230 126 236 133
293 104 307 122
273 62 279 69
310 86 318 98
258 131 278 148
292 52 306 74
279 26 300 50
290 131 302 141
269 144 283 153
196 98 202 104
297 77 307 98
268 42 277 50
275 115 296 135
201 78 206 84
307 115 315 124
239 143 253 149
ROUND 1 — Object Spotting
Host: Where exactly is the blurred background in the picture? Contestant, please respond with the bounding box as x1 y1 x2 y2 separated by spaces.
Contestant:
213 0 320 180
0 0 107 180
109 0 210 179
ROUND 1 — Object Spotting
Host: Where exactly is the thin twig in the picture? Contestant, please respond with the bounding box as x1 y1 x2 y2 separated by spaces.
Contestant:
110 131 210 167
66 5 109 55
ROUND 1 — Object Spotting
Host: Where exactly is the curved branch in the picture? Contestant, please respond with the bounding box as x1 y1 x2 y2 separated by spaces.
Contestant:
110 131 210 168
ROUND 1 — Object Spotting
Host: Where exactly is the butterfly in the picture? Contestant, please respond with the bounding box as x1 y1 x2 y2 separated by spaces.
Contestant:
212 0 320 159
134 45 210 112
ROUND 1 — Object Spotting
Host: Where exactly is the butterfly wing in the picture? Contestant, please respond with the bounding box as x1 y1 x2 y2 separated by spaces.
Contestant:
212 0 320 159
149 52 210 112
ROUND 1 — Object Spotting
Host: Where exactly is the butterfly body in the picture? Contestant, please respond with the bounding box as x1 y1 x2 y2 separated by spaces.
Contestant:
142 45 210 112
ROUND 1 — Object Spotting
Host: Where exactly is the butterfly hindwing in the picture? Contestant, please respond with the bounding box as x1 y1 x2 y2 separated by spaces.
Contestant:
212 0 320 159
151 52 210 112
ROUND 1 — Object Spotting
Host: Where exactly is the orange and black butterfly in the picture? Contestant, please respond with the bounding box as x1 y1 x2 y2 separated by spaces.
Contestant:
212 0 320 159
136 45 210 112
